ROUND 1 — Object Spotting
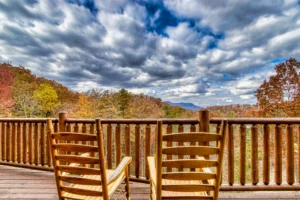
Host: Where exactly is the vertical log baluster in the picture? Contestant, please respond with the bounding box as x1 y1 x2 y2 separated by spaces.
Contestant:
240 124 246 186
66 123 71 155
22 123 27 164
11 122 16 162
216 123 222 182
275 124 282 185
74 123 79 155
178 124 184 172
190 124 196 172
228 123 234 186
40 122 45 166
46 122 52 167
298 125 300 183
82 123 87 167
34 123 38 165
135 124 140 178
107 123 112 169
251 124 258 185
263 124 270 185
115 124 121 166
125 124 130 174
286 124 294 185
0 122 2 161
166 124 172 172
90 123 95 168
145 124 150 179
17 122 21 163
1 122 5 161
28 123 32 164
6 122 10 162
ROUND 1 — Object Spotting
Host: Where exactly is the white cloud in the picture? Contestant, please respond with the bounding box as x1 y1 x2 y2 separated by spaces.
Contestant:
0 0 299 107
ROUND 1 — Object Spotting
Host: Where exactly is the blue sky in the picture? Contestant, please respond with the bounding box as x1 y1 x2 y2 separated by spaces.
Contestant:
0 0 300 107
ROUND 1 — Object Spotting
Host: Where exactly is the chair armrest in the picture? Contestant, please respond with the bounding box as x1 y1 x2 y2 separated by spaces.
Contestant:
147 156 156 187
108 156 132 184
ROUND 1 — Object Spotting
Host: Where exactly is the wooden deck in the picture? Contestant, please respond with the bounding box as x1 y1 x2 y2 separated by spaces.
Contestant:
0 165 300 200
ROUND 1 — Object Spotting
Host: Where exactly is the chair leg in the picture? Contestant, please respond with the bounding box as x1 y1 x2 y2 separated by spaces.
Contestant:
150 181 152 200
125 166 130 200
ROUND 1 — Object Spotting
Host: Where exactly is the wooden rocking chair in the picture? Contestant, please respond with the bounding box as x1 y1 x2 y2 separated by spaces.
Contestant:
47 119 132 200
148 120 227 200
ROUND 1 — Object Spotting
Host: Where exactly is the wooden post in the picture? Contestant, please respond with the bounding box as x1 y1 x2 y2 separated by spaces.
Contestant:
251 124 259 185
240 124 246 186
263 124 270 185
286 124 294 185
198 109 210 132
58 112 67 132
298 125 300 183
145 124 150 179
228 123 234 186
275 124 282 185
135 124 140 178
166 124 172 172
198 110 210 159
107 124 112 169
116 124 121 166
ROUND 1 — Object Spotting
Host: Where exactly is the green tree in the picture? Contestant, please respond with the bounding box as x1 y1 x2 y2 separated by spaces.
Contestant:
33 84 60 117
116 88 132 118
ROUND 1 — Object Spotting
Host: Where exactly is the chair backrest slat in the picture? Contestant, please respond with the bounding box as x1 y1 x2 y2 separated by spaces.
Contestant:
162 146 219 156
61 186 103 196
162 172 216 180
57 166 101 175
53 144 99 152
52 132 97 141
59 176 102 185
163 133 222 142
162 184 215 192
162 159 218 168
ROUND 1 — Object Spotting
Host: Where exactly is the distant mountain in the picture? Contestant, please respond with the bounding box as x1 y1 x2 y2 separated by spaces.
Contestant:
166 101 202 111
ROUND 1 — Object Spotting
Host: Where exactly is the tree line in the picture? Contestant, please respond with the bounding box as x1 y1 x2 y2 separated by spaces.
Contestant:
1 57 299 118
0 63 193 118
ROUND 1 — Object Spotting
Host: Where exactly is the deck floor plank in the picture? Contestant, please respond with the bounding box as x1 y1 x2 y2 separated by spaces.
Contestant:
0 165 300 199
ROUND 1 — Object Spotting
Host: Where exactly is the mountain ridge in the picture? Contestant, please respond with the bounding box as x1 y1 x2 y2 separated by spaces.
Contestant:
166 101 202 111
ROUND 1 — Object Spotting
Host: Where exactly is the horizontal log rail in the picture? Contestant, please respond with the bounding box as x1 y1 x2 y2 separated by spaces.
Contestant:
0 111 299 191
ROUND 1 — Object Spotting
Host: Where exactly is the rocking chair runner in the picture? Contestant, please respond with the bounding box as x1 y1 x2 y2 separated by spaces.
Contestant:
47 119 132 200
148 120 228 200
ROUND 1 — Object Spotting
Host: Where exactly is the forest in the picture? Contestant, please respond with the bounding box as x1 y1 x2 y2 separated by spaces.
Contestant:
0 58 299 118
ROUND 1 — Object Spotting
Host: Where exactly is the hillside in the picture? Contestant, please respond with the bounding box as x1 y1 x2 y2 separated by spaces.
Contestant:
0 63 196 118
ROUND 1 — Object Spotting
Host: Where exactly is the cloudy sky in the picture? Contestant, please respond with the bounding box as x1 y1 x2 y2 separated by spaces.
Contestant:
0 0 300 107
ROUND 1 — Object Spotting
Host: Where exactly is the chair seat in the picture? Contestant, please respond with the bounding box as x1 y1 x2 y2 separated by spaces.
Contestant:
62 170 126 200
161 179 210 199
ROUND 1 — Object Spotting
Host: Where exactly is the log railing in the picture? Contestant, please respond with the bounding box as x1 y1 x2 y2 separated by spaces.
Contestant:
210 117 300 190
0 111 300 190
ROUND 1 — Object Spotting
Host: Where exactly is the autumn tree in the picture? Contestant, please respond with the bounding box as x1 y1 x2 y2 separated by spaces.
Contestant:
127 94 164 118
0 64 14 116
33 84 60 117
69 94 95 118
255 58 300 117
12 80 38 117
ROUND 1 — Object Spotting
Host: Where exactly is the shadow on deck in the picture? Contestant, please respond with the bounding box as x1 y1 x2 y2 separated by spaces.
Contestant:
0 165 299 200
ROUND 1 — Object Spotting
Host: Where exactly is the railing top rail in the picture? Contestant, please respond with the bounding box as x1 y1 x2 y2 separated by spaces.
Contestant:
210 117 300 125
0 118 57 123
65 118 199 125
